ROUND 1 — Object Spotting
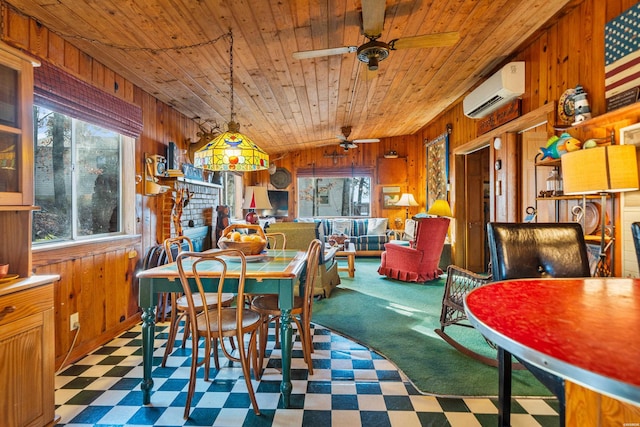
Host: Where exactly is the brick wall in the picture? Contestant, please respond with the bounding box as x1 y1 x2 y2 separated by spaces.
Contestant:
160 180 222 241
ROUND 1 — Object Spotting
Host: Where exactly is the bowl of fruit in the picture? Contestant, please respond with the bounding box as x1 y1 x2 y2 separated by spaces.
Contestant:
218 224 267 255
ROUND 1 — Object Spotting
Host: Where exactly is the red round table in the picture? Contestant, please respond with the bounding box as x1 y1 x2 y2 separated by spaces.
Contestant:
465 277 640 425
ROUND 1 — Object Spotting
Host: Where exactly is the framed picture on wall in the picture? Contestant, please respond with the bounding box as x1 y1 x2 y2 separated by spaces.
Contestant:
382 186 401 208
426 137 449 207
620 122 640 146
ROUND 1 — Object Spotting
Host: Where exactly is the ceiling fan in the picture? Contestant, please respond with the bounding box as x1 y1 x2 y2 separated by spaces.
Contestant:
336 126 379 151
292 0 460 71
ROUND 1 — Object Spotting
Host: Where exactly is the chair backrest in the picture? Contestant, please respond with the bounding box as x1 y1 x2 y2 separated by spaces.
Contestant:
487 222 591 281
163 236 194 263
266 222 320 250
176 249 247 337
412 217 450 251
301 239 323 322
142 244 168 270
632 223 640 273
265 232 287 250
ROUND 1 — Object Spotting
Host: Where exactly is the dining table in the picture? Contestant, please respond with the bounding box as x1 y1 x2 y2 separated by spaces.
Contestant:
137 248 308 408
465 277 640 426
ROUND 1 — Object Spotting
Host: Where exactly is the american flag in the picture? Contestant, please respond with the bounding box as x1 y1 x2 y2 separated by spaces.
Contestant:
605 3 640 99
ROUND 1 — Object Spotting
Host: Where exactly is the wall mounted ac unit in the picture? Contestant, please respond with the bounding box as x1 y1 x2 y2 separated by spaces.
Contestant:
463 62 525 118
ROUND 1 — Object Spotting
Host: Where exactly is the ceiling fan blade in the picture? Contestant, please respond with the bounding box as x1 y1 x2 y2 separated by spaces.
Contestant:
361 0 386 37
336 134 348 142
353 138 380 143
315 140 338 147
390 32 460 50
293 46 357 60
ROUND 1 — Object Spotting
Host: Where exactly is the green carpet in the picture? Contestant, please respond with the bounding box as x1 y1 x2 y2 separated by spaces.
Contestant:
312 257 552 397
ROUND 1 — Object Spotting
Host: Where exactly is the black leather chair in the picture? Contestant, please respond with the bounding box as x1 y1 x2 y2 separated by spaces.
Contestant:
487 222 591 281
486 222 591 427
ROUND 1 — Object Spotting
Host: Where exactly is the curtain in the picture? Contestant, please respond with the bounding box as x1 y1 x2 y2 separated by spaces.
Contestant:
297 166 372 177
34 61 143 138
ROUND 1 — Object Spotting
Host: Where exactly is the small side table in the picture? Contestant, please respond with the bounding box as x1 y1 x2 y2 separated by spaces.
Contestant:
335 242 356 278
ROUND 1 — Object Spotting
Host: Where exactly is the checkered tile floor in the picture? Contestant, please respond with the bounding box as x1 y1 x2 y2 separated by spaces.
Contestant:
55 322 559 426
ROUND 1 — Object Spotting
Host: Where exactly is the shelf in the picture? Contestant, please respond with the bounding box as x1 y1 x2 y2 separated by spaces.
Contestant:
535 159 561 167
536 195 600 201
584 235 613 243
0 205 40 211
159 176 222 188
554 102 640 132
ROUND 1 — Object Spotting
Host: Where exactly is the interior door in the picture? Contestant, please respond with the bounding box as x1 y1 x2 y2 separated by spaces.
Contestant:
465 148 489 272
522 131 556 222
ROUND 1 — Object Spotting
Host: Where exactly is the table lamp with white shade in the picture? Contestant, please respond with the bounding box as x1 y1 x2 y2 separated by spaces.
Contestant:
395 193 419 219
243 186 272 224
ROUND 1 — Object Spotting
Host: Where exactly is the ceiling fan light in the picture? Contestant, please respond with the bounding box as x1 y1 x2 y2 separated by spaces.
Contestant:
357 40 389 65
368 56 379 71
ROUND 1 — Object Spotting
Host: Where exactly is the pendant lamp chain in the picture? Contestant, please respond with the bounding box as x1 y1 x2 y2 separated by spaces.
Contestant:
193 28 269 171
229 29 235 124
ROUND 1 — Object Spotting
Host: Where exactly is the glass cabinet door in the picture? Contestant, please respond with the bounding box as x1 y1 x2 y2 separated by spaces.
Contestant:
0 45 36 206
0 64 20 194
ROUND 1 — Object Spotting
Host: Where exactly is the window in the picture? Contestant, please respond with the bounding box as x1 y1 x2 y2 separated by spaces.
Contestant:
297 176 371 217
32 106 123 243
222 172 243 219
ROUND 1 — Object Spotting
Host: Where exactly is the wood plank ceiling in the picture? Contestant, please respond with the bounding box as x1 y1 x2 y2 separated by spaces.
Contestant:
5 0 574 155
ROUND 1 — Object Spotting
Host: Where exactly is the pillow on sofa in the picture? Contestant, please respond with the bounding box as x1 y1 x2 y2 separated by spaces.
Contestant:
403 219 416 241
367 218 388 235
332 219 352 236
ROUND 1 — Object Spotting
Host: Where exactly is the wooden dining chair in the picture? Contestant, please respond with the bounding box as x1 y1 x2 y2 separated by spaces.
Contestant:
244 232 287 309
142 243 171 322
265 232 287 250
250 239 322 375
176 249 262 419
160 236 234 368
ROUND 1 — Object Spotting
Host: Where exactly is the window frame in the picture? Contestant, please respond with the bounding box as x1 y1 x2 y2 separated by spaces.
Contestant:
32 105 136 246
296 172 372 218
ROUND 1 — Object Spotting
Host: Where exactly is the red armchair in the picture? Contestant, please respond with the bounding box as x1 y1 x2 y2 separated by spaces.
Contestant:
378 217 450 282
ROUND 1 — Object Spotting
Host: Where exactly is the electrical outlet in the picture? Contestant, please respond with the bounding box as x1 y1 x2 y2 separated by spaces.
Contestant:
70 312 79 331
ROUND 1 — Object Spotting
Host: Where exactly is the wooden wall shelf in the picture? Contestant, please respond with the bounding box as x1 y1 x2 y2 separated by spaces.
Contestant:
536 195 600 201
556 103 640 133
159 176 223 189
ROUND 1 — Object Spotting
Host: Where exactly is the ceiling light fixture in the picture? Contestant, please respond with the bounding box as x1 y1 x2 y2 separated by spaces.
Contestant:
194 30 269 172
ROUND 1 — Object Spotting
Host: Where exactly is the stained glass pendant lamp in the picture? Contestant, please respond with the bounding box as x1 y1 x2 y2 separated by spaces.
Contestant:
194 30 269 171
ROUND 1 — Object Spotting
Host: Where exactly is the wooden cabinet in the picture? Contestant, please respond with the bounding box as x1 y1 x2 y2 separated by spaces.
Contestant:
0 43 58 426
0 277 58 427
0 42 39 279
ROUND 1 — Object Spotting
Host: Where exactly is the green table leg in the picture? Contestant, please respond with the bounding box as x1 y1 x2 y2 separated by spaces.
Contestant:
141 306 155 405
279 308 293 407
